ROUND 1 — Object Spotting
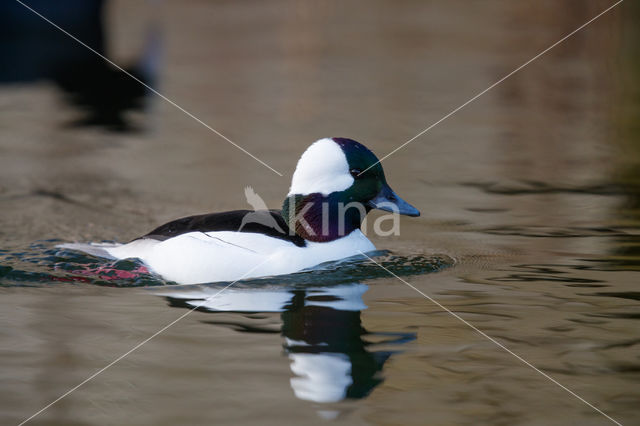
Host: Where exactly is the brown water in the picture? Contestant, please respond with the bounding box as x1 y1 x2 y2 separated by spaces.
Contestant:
1 0 639 425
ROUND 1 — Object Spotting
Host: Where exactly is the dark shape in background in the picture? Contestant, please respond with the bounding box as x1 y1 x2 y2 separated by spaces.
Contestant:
0 0 158 132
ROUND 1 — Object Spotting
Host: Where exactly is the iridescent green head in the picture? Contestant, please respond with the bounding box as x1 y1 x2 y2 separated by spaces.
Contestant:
282 137 419 242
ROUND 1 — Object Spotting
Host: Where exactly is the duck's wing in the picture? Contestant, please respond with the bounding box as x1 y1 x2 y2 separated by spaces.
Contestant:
140 209 305 247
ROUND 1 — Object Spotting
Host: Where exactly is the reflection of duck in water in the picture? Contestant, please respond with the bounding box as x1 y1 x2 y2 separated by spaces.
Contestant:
283 286 391 402
160 282 415 403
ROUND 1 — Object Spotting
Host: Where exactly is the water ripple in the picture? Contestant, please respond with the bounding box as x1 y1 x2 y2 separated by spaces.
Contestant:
0 240 453 288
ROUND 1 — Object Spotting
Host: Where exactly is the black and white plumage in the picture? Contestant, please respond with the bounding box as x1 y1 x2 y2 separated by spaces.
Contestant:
140 209 303 246
61 138 420 284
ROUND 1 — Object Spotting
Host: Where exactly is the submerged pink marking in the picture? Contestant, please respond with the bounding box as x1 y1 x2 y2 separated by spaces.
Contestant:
70 265 150 280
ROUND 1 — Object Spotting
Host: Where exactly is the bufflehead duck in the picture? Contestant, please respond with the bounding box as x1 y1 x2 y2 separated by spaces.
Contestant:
61 138 419 284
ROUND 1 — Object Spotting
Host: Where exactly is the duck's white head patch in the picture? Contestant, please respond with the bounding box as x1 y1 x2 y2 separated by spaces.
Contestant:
288 138 354 196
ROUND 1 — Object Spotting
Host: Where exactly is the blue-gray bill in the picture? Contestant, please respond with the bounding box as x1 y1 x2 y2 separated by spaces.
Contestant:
368 184 420 217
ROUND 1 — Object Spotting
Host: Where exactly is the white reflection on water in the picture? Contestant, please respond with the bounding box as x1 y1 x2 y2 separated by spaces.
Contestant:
157 282 411 403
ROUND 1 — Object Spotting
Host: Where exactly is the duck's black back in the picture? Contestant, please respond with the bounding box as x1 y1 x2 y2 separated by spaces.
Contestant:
139 209 306 247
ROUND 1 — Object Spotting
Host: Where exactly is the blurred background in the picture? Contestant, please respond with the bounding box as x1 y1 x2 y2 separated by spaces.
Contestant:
0 1 638 425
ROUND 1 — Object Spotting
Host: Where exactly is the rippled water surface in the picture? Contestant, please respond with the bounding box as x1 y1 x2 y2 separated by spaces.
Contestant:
1 1 639 425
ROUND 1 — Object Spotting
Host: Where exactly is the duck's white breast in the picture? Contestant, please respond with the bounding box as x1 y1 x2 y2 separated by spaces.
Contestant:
106 230 375 284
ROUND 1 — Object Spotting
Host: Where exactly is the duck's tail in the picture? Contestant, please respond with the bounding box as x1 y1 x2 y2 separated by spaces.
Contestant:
57 242 120 260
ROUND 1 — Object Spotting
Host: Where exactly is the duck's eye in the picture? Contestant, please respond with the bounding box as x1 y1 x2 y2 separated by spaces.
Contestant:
350 168 362 178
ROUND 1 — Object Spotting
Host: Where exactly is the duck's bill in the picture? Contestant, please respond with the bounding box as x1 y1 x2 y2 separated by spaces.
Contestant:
368 185 420 217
